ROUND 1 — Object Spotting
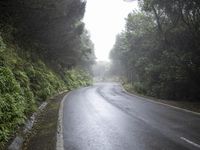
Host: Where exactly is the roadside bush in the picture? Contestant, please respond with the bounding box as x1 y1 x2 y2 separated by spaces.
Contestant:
0 36 6 52
13 70 36 113
24 61 65 101
0 35 92 147
0 38 66 146
64 68 92 90
0 67 26 143
133 82 147 95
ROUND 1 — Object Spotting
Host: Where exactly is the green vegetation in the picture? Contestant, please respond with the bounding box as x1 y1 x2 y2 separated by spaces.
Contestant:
64 69 92 90
0 37 93 146
110 0 200 101
0 0 95 147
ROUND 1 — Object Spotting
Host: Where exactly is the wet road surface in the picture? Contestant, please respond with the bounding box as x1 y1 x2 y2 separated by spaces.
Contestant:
62 83 200 150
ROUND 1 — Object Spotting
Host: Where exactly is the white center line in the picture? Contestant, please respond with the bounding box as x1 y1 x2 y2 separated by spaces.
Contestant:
180 137 200 149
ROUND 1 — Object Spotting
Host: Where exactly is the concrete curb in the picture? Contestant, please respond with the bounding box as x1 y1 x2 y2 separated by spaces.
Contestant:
56 92 71 150
120 84 200 116
7 90 68 150
8 102 48 150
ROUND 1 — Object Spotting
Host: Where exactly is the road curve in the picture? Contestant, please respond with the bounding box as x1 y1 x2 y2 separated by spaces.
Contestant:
62 83 200 150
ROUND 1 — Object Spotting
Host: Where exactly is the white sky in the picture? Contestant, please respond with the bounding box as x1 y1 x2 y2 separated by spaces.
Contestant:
83 0 138 61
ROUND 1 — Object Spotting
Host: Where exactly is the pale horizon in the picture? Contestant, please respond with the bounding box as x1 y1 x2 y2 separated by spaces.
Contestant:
83 0 138 61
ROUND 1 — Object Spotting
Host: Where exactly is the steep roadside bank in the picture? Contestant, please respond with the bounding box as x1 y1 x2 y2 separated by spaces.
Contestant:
0 35 92 148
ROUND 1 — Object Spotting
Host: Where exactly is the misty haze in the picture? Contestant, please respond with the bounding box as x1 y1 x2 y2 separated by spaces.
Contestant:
0 0 200 150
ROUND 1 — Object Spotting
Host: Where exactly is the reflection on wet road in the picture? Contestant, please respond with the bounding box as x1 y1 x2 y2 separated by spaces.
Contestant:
62 83 200 150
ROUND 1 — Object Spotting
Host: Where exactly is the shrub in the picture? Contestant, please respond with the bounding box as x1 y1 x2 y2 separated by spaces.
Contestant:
0 67 26 144
24 61 65 101
64 68 92 90
13 70 36 113
0 36 6 52
133 82 147 95
0 35 91 146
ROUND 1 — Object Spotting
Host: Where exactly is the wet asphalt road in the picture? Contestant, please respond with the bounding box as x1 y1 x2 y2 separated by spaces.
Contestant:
62 83 200 150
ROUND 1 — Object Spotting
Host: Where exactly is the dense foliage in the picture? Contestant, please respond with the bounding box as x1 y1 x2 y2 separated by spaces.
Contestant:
0 37 93 146
64 69 93 90
0 0 95 70
0 0 95 146
110 0 200 100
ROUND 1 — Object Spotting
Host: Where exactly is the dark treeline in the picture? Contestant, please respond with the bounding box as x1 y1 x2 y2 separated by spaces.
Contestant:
0 0 95 72
0 0 95 145
110 0 200 100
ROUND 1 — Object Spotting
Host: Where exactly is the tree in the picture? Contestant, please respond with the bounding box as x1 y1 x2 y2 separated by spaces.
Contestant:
110 1 200 100
0 0 95 72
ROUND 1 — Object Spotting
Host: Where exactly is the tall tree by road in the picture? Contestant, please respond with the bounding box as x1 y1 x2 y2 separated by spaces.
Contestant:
0 0 95 72
110 0 200 100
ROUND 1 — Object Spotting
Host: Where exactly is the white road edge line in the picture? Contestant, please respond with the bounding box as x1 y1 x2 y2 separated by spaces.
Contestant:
119 84 200 116
180 137 200 149
56 92 71 150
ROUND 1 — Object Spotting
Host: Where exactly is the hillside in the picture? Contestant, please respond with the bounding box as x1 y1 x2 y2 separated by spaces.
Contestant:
0 0 95 147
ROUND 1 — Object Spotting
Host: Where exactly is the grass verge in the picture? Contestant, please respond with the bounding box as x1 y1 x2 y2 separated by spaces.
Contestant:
123 83 200 113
